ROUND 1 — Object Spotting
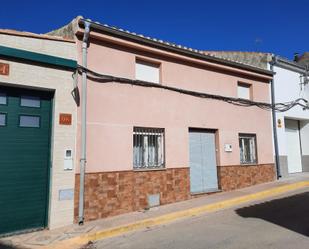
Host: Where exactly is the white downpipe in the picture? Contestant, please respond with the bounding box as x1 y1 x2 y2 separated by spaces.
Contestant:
78 20 91 225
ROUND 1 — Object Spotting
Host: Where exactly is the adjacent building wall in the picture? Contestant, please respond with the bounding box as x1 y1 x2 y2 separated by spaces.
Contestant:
0 33 77 229
300 120 309 172
273 65 309 176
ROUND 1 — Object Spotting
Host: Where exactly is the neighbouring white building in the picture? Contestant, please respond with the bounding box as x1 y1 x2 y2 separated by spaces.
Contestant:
271 56 309 177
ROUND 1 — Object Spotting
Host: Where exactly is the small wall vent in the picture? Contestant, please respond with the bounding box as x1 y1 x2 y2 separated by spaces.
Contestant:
147 194 160 208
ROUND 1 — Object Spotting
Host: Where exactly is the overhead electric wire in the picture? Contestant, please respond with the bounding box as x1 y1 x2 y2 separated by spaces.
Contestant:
77 65 308 112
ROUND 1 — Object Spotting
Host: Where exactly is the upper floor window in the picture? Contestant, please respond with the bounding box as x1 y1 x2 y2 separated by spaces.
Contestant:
239 134 257 164
237 83 251 100
135 59 160 83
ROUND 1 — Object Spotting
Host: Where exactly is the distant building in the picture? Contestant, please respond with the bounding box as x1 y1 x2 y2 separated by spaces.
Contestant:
204 51 271 70
296 52 309 68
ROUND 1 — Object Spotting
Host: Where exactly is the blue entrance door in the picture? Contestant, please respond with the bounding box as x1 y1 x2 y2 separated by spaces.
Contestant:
189 130 218 193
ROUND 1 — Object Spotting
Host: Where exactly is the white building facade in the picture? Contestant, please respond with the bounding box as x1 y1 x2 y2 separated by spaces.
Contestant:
272 57 309 177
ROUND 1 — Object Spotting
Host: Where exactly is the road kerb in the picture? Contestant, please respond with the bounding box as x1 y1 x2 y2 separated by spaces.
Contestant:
43 181 309 249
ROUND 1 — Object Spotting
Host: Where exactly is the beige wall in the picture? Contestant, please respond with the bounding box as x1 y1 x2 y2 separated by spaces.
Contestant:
0 33 75 59
0 34 77 229
76 33 274 173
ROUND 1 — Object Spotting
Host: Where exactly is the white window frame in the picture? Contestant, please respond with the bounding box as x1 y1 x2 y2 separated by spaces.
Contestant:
133 127 165 169
135 59 160 83
239 134 257 164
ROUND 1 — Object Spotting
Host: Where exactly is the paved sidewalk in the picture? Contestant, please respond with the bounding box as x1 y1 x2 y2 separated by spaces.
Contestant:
1 173 309 249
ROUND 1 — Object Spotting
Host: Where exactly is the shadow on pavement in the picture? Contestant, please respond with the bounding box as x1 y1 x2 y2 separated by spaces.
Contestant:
236 192 309 237
80 241 96 249
0 241 27 249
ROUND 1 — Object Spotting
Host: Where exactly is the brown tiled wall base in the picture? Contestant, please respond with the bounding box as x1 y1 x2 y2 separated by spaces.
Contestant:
218 164 276 191
75 164 275 222
74 168 190 222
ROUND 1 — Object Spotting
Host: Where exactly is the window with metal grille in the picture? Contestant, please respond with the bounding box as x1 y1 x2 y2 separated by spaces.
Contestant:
133 127 165 169
239 134 257 164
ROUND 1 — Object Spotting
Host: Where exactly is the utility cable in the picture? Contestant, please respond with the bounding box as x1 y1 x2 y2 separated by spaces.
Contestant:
76 65 309 112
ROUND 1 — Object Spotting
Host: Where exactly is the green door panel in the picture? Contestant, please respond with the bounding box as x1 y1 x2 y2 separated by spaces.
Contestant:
0 86 52 235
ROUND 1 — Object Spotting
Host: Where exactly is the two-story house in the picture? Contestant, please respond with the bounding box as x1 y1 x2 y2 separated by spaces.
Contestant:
48 16 276 224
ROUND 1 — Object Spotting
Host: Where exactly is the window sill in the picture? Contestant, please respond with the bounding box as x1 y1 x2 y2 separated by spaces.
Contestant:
240 163 258 166
191 189 221 196
133 167 166 172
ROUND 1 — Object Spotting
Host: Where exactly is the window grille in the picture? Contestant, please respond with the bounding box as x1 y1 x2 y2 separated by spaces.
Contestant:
133 127 164 169
239 134 257 164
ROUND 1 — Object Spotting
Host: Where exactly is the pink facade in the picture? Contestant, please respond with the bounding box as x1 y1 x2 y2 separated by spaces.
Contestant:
76 32 274 173
72 22 275 221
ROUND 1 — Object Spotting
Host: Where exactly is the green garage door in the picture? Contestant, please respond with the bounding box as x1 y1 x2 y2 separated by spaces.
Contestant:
0 86 52 235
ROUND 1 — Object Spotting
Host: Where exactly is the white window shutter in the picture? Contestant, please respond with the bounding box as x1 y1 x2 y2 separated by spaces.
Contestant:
136 60 160 83
237 84 250 100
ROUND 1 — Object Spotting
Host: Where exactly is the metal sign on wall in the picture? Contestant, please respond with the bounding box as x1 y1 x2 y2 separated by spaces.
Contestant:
59 189 74 201
59 113 72 125
0 63 9 76
277 118 282 128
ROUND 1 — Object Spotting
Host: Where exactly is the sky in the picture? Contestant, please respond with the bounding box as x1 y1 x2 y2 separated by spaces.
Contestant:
0 0 308 59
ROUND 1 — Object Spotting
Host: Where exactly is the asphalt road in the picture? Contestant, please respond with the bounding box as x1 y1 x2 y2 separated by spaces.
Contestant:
91 190 309 249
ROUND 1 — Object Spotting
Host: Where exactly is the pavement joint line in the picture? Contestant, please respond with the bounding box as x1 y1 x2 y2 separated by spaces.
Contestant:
41 181 309 249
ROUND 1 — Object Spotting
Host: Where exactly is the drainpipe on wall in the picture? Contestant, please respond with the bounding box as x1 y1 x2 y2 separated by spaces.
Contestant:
78 20 91 225
270 56 281 179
